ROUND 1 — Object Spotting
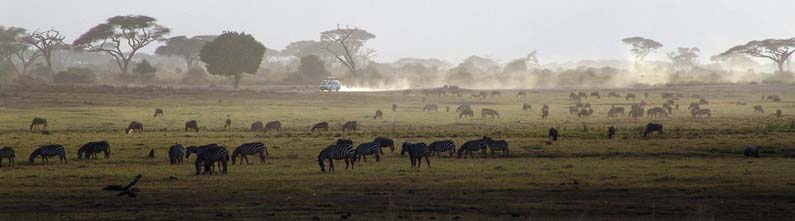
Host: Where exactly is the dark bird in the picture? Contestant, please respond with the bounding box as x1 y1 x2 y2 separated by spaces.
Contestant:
103 174 142 198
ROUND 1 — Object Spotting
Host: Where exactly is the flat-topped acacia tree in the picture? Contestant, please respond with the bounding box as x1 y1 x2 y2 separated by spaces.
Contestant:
72 15 170 74
199 31 266 89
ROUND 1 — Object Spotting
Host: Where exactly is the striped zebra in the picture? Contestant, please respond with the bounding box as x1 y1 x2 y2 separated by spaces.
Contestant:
456 139 485 159
265 121 282 132
401 142 430 169
186 144 222 171
29 144 67 165
232 142 268 165
482 136 509 157
195 146 229 175
353 142 382 163
373 137 395 153
428 140 456 158
77 141 110 160
318 144 356 172
0 147 15 167
168 144 185 165
342 121 358 133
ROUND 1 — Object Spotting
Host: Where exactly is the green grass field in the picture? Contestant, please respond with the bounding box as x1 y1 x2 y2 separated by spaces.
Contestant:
1 84 794 220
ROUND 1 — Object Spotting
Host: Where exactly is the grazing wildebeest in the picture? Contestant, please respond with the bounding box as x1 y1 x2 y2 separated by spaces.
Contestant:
428 140 456 157
29 144 66 165
577 108 593 118
374 137 395 153
517 91 527 98
625 93 637 101
126 121 143 134
185 120 199 132
30 117 47 131
753 105 764 114
342 121 358 133
423 104 439 112
459 109 475 118
590 92 601 99
401 142 430 168
168 144 185 165
482 136 509 157
224 115 232 130
522 103 532 111
691 108 712 118
608 126 616 139
744 146 761 158
647 107 668 118
456 139 485 159
481 108 500 119
250 121 264 132
548 127 559 142
311 122 329 133
0 147 15 167
608 106 625 117
374 110 383 120
392 104 397 112
77 141 111 160
642 123 663 137
153 108 163 118
776 109 783 118
265 121 282 132
569 106 579 115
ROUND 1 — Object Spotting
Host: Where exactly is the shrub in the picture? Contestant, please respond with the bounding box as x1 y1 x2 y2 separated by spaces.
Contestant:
54 67 96 84
180 67 211 85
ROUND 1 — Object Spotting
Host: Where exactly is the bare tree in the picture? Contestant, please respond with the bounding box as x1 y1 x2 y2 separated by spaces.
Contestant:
320 25 376 74
24 29 67 73
73 15 170 74
720 38 795 73
526 50 540 67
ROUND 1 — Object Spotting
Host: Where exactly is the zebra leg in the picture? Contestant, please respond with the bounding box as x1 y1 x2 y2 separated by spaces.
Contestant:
425 156 431 168
221 160 228 175
245 155 252 165
344 158 350 170
329 159 334 172
375 153 380 162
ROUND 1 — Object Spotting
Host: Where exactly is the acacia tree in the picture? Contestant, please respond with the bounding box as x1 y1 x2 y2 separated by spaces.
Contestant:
710 53 756 72
24 29 67 73
526 50 540 67
320 25 376 74
720 38 795 73
155 35 215 70
0 26 41 75
199 31 266 89
622 37 663 70
667 47 700 68
72 15 170 74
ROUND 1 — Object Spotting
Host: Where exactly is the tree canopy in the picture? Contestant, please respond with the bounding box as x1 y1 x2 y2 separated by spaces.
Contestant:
320 26 376 74
72 15 170 74
622 37 663 69
298 55 330 82
199 31 266 89
667 47 700 68
719 38 795 73
155 35 215 70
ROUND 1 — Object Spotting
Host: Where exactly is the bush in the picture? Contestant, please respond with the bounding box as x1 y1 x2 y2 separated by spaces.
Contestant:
133 60 157 82
12 74 49 90
54 67 96 84
180 67 211 85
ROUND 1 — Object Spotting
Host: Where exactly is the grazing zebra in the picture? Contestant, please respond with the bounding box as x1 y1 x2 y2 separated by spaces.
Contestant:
318 144 356 172
647 107 668 118
662 103 673 114
401 142 430 168
753 105 764 114
482 136 509 157
392 104 397 112
231 142 268 165
353 142 382 163
459 109 475 118
423 104 439 112
643 123 663 137
29 144 67 165
250 121 264 132
30 117 47 131
195 146 229 175
77 141 110 160
608 126 617 139
342 121 358 133
168 144 185 165
265 121 282 132
311 122 329 133
456 139 485 159
456 104 472 113
185 120 199 132
374 110 383 120
548 127 559 142
336 138 354 147
691 108 712 118
744 146 761 158
428 140 456 158
374 137 395 153
153 108 163 118
126 121 143 134
578 108 594 118
0 147 15 167
481 109 500 119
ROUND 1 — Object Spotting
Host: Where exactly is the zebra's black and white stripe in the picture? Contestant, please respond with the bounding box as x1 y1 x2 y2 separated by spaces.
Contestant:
29 144 67 165
318 144 356 172
195 146 229 175
456 139 485 159
428 140 456 158
373 137 395 153
401 142 430 169
169 144 185 165
482 136 509 157
232 142 268 165
186 144 222 170
0 147 15 167
353 142 382 163
77 141 110 160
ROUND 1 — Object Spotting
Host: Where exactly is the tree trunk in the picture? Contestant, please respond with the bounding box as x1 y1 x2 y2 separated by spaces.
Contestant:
777 61 785 73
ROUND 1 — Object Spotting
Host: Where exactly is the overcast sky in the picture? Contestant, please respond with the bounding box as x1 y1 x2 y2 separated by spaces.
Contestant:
3 0 795 64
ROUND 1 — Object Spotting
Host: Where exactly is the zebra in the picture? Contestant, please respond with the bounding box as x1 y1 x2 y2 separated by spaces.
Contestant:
342 121 358 133
540 108 549 119
195 146 229 175
126 121 143 134
77 141 110 160
29 144 67 165
153 108 163 118
318 144 356 172
224 114 232 130
625 93 637 101
456 139 485 159
392 104 397 112
423 104 439 112
517 91 527 98
311 122 329 133
29 117 48 131
265 121 282 132
250 121 264 131
374 137 395 153
428 140 456 158
231 142 268 165
482 136 509 157
401 142 430 169
353 142 382 163
481 108 500 119
336 138 354 147
459 109 475 118
753 105 764 114
186 144 223 171
185 120 199 132
0 147 15 167
168 144 185 165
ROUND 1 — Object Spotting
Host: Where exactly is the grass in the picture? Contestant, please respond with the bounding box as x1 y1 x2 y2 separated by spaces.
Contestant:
0 84 794 220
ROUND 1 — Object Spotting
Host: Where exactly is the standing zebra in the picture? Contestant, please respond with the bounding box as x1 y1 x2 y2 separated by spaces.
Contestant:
342 121 358 133
30 117 48 131
77 141 110 160
224 115 232 130
0 147 15 167
168 144 185 165
374 110 383 120
318 144 356 172
481 108 500 119
373 137 395 153
29 144 67 165
186 144 223 171
428 140 456 158
401 142 430 169
185 120 199 132
311 122 329 133
195 146 229 175
456 139 485 159
265 121 282 132
353 142 382 163
482 136 509 157
231 142 268 165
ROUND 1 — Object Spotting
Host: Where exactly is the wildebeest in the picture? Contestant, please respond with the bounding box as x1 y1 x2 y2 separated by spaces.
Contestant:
374 110 383 120
168 144 185 165
548 127 559 142
185 120 199 132
516 91 527 98
482 136 509 157
642 123 663 137
522 103 532 111
744 146 761 158
148 149 155 159
0 147 16 167
265 121 282 132
481 108 500 119
625 93 637 101
342 121 358 133
401 142 430 168
392 104 397 112
608 126 616 139
590 92 601 99
77 141 110 160
459 109 475 118
126 121 143 134
153 108 163 118
753 105 764 114
250 121 264 132
456 139 485 159
374 137 395 153
423 104 439 112
30 117 47 131
311 122 329 133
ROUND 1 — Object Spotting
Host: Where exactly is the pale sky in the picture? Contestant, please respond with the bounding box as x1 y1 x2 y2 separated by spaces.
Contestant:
2 0 795 64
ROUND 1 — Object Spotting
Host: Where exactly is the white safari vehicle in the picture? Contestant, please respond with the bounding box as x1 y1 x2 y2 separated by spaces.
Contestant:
319 79 341 92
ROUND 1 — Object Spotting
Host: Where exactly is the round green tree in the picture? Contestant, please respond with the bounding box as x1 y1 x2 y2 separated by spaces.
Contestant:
199 31 266 89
